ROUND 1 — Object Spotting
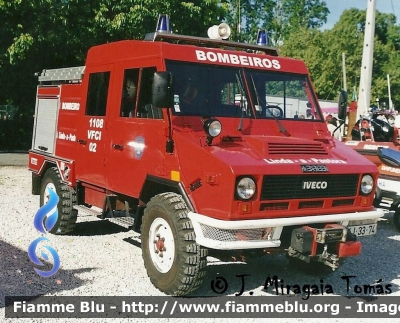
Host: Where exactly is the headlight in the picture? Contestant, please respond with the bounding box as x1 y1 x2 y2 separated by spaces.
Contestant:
236 177 256 200
203 118 222 137
360 174 374 195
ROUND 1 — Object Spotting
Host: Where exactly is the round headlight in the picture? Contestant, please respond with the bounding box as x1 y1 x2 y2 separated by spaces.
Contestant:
360 174 374 195
236 177 256 200
203 118 222 137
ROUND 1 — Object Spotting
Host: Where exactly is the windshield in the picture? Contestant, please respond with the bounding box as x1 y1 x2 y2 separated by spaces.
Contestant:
166 60 322 121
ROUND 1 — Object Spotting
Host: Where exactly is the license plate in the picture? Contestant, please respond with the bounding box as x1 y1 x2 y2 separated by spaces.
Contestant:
348 224 377 236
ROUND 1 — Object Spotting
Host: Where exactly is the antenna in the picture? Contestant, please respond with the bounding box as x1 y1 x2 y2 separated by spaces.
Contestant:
237 0 241 40
275 0 284 46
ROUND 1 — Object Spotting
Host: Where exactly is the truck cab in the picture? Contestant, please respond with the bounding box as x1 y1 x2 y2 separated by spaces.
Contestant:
29 18 383 296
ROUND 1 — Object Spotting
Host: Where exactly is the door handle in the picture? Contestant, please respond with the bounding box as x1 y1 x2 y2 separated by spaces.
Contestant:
77 139 87 145
113 144 124 150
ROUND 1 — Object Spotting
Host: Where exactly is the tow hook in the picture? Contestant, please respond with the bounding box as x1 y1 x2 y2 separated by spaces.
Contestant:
287 224 361 269
319 245 340 270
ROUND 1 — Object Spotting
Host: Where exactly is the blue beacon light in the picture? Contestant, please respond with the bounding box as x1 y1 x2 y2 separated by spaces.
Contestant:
156 14 171 33
256 30 268 46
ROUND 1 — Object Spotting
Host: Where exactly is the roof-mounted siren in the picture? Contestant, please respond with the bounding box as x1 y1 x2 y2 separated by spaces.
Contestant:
207 23 231 40
156 14 171 33
256 29 268 46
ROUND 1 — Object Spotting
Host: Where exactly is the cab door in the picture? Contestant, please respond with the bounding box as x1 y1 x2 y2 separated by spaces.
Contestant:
105 63 166 198
75 65 113 188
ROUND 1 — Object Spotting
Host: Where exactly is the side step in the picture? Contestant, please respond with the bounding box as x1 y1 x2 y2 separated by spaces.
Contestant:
73 205 102 216
73 205 135 229
107 217 135 229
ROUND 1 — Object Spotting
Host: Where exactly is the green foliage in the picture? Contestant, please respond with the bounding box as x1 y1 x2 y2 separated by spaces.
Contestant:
0 0 225 105
222 0 329 45
8 33 34 64
1 1 399 150
0 0 225 150
280 8 400 109
278 0 329 39
221 0 276 43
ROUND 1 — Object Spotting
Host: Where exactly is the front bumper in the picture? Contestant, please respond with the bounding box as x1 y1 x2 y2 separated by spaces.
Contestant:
188 209 384 250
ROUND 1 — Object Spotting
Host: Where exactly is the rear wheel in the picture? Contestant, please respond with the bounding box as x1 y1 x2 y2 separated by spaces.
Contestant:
40 167 77 234
141 192 208 296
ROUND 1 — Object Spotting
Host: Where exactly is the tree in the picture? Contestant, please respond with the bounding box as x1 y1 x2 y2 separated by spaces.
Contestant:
279 8 400 109
0 0 226 150
0 0 226 109
279 27 329 95
93 0 225 40
222 0 329 45
277 0 329 40
221 0 275 43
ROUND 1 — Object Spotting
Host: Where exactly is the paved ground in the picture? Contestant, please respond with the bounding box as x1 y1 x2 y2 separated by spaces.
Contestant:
0 152 28 166
0 166 399 322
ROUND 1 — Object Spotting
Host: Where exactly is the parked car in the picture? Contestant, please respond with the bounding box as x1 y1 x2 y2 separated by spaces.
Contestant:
375 147 400 231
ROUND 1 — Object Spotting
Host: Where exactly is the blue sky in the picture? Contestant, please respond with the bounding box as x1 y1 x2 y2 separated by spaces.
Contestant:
323 0 399 29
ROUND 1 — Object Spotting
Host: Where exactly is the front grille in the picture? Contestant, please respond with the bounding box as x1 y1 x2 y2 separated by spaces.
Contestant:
199 223 274 241
332 199 355 207
268 142 327 155
298 200 324 209
260 202 289 211
260 174 359 200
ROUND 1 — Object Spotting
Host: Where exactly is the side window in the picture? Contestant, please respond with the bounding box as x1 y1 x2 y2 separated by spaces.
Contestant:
120 69 139 117
85 72 110 116
136 67 163 119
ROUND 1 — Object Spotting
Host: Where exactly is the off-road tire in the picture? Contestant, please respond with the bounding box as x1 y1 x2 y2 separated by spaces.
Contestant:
40 167 77 235
141 192 208 296
373 186 382 208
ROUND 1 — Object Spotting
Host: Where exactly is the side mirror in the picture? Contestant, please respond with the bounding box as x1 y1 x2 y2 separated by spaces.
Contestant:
152 72 174 109
338 90 348 121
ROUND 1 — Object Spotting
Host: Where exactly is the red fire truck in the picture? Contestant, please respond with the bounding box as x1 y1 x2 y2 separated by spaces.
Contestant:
29 17 383 296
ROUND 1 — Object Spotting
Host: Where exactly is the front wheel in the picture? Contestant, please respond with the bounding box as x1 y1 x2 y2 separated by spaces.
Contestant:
141 192 208 296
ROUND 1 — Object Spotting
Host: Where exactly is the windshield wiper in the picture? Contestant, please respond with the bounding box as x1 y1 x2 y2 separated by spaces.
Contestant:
235 73 246 131
250 75 290 137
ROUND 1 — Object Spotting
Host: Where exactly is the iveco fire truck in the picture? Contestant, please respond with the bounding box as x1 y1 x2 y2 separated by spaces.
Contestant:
29 15 383 296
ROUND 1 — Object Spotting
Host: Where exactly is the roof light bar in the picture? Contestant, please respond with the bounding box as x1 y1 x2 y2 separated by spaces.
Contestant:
144 32 278 56
144 15 278 56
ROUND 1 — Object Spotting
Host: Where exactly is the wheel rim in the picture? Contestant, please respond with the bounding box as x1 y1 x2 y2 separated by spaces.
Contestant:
44 183 56 204
148 217 175 273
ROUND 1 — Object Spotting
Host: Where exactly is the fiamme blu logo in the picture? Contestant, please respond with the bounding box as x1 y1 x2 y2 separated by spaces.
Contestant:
28 188 61 277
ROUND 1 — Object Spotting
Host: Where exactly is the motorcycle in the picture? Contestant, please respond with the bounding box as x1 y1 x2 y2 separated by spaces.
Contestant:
351 111 397 142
